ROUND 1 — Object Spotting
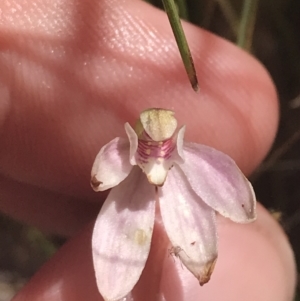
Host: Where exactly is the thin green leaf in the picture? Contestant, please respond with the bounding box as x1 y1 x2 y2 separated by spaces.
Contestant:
237 0 259 51
162 0 199 92
175 0 189 21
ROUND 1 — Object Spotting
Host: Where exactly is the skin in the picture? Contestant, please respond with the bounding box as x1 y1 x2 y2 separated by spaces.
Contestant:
0 0 296 300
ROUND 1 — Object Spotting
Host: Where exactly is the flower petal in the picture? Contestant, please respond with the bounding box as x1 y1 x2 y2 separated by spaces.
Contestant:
138 126 186 186
92 168 155 301
159 165 218 285
180 143 256 223
91 137 133 191
139 108 177 141
124 122 138 165
173 126 186 164
142 157 169 186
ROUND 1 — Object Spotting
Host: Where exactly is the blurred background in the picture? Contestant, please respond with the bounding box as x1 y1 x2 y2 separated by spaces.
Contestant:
0 0 299 300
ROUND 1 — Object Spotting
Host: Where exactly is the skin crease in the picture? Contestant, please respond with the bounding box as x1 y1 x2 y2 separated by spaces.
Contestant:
0 0 296 300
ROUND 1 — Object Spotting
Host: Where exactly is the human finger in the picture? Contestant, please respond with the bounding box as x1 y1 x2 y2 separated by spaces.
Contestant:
0 0 277 233
11 205 295 301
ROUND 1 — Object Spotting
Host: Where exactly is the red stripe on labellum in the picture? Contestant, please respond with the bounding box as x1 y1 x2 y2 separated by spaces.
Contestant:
137 131 175 163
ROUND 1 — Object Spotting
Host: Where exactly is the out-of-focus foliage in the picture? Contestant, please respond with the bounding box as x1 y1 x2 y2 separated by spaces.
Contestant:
0 215 62 300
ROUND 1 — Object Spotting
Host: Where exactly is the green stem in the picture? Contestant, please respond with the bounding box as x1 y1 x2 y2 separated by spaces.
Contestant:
175 0 189 21
237 0 259 51
162 0 199 92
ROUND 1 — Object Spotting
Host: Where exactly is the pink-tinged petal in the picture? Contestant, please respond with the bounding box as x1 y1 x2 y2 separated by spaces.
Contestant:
91 137 133 191
180 143 256 223
172 126 186 164
124 122 138 165
159 165 218 285
92 167 155 301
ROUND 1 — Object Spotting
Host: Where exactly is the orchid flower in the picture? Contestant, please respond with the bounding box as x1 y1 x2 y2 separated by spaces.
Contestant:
91 108 256 301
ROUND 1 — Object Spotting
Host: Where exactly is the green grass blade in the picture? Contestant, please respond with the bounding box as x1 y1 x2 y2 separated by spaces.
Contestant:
237 0 259 51
175 0 189 20
162 0 199 92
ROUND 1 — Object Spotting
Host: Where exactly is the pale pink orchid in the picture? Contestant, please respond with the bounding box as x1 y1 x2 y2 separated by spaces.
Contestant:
91 108 256 301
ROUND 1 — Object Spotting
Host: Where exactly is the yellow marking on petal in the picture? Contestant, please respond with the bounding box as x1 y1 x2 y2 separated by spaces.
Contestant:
160 151 165 156
134 229 148 246
146 149 151 155
147 142 152 146
140 108 178 141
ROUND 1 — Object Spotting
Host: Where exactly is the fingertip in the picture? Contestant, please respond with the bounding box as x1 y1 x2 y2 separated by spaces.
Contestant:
11 204 296 301
0 82 10 134
0 0 278 196
185 29 279 174
160 204 296 301
103 0 279 174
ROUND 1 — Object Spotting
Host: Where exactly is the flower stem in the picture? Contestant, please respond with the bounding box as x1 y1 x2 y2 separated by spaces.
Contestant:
161 0 199 92
237 0 259 51
175 0 189 21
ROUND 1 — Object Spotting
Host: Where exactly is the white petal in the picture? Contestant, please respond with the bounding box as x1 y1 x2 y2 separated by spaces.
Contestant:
159 166 218 285
92 168 155 301
173 126 186 164
181 143 256 223
142 158 169 186
91 137 133 191
124 122 138 165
